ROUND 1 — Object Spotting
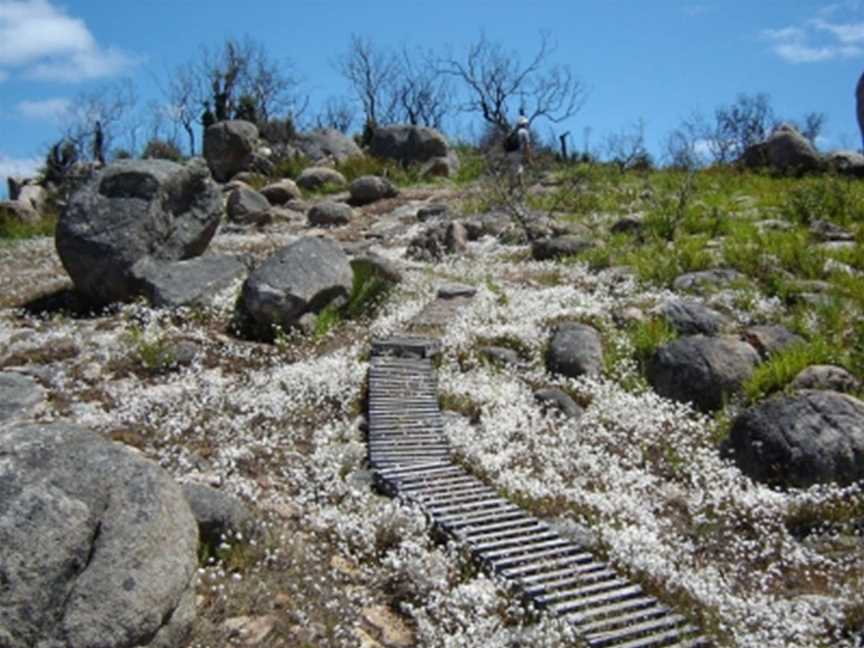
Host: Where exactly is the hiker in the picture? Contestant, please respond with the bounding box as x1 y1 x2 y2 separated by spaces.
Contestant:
506 113 533 190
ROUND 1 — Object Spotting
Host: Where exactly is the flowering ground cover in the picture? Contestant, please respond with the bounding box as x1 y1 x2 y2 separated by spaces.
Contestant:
1 164 863 647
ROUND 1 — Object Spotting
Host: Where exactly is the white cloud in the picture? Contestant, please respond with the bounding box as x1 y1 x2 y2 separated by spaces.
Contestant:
762 16 864 63
813 18 864 44
16 96 69 120
0 0 138 82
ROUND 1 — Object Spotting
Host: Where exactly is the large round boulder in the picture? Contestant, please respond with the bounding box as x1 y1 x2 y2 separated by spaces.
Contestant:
740 124 823 174
203 120 260 182
0 421 198 648
729 390 864 487
546 322 604 379
369 125 450 166
55 159 222 305
826 150 864 178
646 335 759 412
293 128 362 163
234 237 353 340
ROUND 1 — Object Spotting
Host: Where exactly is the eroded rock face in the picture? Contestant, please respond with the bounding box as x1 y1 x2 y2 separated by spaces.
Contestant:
55 159 222 305
203 120 260 182
234 236 353 340
729 390 864 487
646 335 759 412
0 422 198 648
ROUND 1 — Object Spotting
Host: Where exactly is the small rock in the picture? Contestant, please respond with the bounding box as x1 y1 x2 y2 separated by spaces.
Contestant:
437 283 476 299
296 166 348 190
672 268 747 293
809 219 853 242
534 388 584 419
479 346 521 366
181 482 254 547
546 322 604 379
349 175 398 205
223 615 276 645
531 236 593 261
308 201 354 227
790 365 862 393
612 306 646 327
260 179 302 205
360 606 414 648
227 186 272 225
658 299 732 336
417 204 448 221
445 221 468 254
741 325 804 360
610 213 644 235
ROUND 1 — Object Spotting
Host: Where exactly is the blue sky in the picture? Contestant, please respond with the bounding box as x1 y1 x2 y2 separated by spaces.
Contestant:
2 0 864 194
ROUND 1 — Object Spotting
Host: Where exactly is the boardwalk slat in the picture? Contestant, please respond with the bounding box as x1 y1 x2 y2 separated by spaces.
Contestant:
366 335 710 648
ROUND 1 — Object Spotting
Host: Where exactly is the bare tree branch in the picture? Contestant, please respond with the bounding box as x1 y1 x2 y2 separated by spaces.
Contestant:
439 32 585 134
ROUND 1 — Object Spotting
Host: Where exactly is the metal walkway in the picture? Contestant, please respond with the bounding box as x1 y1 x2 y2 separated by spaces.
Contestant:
367 335 711 648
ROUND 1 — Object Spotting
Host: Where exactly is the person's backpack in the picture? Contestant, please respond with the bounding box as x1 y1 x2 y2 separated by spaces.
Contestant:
503 128 520 153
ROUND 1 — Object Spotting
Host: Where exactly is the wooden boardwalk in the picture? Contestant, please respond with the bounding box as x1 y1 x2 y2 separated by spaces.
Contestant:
367 336 711 648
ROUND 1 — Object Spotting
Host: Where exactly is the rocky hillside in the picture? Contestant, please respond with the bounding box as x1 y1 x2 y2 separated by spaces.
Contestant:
1 122 863 647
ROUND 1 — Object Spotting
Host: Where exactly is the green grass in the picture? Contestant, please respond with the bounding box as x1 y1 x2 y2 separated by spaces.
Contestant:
628 317 679 372
626 235 714 287
0 207 57 240
344 261 394 320
452 146 487 185
272 154 312 180
783 174 864 226
335 154 421 185
742 337 837 403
